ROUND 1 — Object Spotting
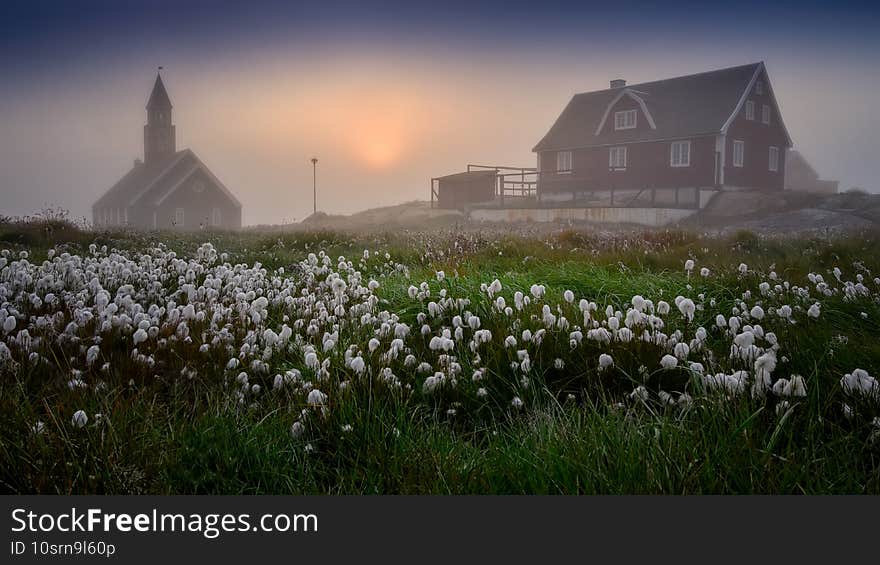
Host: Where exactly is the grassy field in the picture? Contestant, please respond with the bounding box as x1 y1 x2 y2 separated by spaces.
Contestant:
1 219 879 494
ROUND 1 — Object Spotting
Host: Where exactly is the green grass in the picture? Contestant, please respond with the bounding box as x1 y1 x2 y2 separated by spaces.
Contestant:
1 223 879 494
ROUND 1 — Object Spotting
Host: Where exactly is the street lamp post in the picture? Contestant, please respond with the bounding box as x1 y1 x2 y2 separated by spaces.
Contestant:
311 157 318 215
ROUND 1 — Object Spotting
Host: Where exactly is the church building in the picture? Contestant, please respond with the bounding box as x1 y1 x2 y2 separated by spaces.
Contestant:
92 72 243 230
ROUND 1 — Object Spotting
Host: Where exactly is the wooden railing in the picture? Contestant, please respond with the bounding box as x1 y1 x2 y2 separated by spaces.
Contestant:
432 165 707 210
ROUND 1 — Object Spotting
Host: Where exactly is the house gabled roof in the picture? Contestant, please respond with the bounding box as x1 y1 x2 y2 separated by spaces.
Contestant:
153 152 242 208
533 62 791 152
93 151 188 209
93 149 242 210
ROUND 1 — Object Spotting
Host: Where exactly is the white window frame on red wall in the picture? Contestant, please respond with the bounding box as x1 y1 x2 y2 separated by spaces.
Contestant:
769 146 779 172
733 140 745 167
556 151 572 174
608 146 627 169
614 109 637 130
670 140 691 167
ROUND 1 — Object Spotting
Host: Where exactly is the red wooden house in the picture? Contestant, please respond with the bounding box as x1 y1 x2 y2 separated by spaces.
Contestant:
532 62 792 207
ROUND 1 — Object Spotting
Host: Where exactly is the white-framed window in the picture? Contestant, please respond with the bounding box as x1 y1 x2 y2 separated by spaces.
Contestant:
745 100 755 121
212 208 222 226
609 146 627 169
762 104 771 124
556 151 572 173
670 140 691 167
733 140 745 168
175 207 185 227
614 109 637 130
755 80 764 95
769 146 779 172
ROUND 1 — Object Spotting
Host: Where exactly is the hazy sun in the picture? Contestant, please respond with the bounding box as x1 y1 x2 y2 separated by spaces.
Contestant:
358 137 402 169
347 91 421 170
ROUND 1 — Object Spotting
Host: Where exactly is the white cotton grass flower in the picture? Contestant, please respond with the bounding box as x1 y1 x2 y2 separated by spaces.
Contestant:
487 279 502 297
71 410 88 429
350 356 366 374
840 369 877 397
530 284 545 299
660 354 678 369
563 290 575 303
423 373 443 393
85 345 101 367
290 421 305 438
684 259 695 275
677 298 695 322
305 351 319 370
673 342 690 360
511 396 523 409
785 375 807 397
629 385 649 402
132 328 148 345
598 353 614 370
307 389 327 406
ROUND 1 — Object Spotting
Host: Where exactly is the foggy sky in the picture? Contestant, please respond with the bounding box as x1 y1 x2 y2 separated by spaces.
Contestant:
2 0 879 225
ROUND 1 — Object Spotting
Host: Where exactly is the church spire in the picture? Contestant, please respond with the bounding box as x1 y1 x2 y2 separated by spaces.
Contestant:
143 68 176 163
147 69 172 110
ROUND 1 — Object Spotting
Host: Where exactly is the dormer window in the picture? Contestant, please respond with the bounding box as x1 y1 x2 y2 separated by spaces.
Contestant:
762 104 771 124
745 100 755 121
614 109 637 130
755 80 764 95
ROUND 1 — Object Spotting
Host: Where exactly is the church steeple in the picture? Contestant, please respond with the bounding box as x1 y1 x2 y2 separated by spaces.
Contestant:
144 69 176 163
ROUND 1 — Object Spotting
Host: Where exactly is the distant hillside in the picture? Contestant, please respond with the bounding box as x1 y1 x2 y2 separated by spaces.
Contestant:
297 201 465 230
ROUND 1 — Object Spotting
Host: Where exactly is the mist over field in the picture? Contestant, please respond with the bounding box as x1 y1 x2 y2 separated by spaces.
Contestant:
3 1 880 499
2 1 879 225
